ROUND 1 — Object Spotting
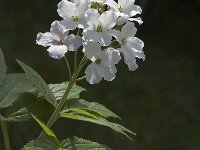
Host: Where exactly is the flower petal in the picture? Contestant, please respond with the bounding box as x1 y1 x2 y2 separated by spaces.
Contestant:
121 21 137 39
91 0 105 3
116 15 129 25
36 32 55 47
121 46 138 71
129 17 143 25
85 63 102 84
60 19 78 31
68 34 83 51
96 65 117 81
57 0 76 19
126 37 145 60
104 0 118 12
118 0 135 14
130 5 142 16
83 30 112 46
85 9 100 29
99 11 116 30
77 0 89 15
109 29 122 44
100 31 112 46
47 45 67 59
83 41 102 61
118 0 135 8
100 48 121 67
50 21 67 41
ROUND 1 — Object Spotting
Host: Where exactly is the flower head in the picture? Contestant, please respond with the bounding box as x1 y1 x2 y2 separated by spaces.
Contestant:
36 0 145 84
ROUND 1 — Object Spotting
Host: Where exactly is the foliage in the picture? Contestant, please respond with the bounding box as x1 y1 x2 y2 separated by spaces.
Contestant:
0 46 135 149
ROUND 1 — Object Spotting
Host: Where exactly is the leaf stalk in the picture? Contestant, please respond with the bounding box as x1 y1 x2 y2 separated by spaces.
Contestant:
1 121 11 150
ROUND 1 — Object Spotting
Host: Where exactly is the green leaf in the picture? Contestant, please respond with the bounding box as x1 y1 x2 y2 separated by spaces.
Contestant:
61 136 112 150
17 60 57 107
65 99 120 119
0 48 7 85
22 136 111 150
22 136 61 150
60 112 135 140
5 93 53 122
48 82 85 101
31 114 57 139
0 74 33 108
67 108 98 119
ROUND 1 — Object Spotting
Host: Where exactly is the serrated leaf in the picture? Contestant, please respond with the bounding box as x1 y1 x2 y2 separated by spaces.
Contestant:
61 136 112 150
22 136 61 150
22 136 111 150
17 60 57 107
48 82 85 101
0 48 7 85
0 74 33 108
65 99 120 119
60 112 135 140
5 93 53 122
31 114 57 139
5 107 30 122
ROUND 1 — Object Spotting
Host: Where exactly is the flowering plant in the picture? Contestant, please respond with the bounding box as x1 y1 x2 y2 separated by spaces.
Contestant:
0 0 145 149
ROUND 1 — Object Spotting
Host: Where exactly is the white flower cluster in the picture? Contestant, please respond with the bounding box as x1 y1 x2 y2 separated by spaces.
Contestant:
36 0 145 84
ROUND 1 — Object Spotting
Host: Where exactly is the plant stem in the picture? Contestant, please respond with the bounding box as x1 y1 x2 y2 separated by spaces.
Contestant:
1 121 11 150
39 56 88 138
64 56 72 80
74 51 77 72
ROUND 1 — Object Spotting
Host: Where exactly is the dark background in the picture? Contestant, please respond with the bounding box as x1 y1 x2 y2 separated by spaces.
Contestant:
0 0 200 149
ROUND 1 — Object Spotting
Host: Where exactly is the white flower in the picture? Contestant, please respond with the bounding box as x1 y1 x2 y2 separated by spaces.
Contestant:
58 0 89 30
36 20 83 59
111 21 145 71
105 0 143 25
83 42 121 84
83 9 116 46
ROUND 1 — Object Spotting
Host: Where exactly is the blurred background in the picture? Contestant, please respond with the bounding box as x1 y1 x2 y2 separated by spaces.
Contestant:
0 0 200 149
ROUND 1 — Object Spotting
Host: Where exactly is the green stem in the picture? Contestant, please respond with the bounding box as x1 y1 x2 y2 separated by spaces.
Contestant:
1 121 11 150
39 56 88 137
64 56 72 80
74 51 77 72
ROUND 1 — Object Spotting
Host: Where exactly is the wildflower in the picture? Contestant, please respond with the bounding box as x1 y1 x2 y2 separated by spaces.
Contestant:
58 0 89 30
111 22 145 71
105 0 143 25
83 42 121 84
36 20 83 59
83 9 116 46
